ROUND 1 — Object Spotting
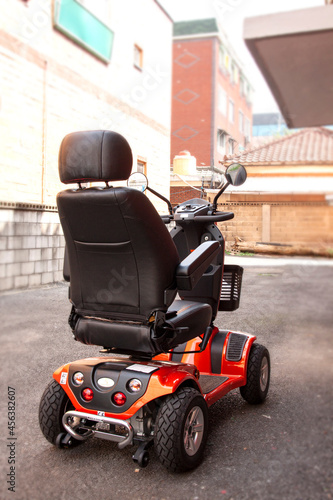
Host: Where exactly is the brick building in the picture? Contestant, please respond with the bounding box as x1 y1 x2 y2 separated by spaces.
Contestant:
171 18 253 170
0 0 172 291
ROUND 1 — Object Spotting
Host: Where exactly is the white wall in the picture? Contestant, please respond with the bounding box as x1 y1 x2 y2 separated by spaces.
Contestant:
0 0 173 207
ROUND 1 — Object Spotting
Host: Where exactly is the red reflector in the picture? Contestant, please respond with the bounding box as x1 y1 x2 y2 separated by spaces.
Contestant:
112 392 127 406
81 388 94 402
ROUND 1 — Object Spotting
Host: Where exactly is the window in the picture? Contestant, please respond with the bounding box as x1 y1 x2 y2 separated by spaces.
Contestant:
54 0 114 63
231 62 238 85
134 44 143 70
245 117 251 141
218 86 227 116
217 129 227 154
137 159 147 175
219 45 230 74
228 138 236 155
239 110 244 134
229 99 234 124
77 0 109 20
219 46 225 70
239 76 244 96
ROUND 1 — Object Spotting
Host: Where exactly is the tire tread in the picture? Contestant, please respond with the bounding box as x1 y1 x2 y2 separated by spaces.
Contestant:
154 387 208 472
39 379 67 444
240 343 270 404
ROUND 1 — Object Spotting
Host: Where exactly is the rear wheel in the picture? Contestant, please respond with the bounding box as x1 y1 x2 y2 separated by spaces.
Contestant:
39 379 81 446
240 343 270 404
154 386 208 472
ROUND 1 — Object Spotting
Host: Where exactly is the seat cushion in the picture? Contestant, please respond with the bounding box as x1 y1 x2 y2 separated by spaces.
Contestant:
73 300 212 357
74 317 157 357
165 300 212 349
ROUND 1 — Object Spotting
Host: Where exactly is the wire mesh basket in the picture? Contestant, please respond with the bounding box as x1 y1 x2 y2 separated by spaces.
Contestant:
219 265 243 311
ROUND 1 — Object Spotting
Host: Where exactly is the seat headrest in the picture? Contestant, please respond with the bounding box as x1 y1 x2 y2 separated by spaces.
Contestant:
58 130 133 184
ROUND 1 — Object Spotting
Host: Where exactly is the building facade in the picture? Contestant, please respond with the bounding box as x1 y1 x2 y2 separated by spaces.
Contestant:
171 18 253 170
0 0 173 291
252 113 289 147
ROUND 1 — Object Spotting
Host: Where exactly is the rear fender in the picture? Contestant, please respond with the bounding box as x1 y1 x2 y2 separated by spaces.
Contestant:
53 358 199 419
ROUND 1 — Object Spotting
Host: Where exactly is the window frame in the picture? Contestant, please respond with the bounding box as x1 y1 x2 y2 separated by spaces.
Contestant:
218 86 227 116
239 110 244 134
217 129 227 154
229 99 235 124
137 158 147 176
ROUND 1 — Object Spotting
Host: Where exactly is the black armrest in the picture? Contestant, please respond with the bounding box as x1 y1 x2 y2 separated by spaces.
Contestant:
160 215 172 224
176 241 220 291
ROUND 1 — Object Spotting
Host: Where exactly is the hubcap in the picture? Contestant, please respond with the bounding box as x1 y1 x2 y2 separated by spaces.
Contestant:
260 356 269 392
183 406 204 456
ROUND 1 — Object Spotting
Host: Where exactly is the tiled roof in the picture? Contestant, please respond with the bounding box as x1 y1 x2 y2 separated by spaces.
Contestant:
231 127 333 165
173 19 219 37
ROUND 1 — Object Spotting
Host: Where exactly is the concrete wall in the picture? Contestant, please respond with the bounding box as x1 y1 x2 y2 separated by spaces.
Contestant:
0 207 64 292
212 193 333 246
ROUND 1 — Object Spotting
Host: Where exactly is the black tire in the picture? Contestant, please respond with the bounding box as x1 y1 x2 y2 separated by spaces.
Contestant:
154 386 208 472
240 343 270 404
39 379 79 445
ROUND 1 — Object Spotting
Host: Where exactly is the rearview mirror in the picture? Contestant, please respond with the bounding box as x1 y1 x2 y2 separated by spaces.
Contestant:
127 172 148 192
225 163 247 186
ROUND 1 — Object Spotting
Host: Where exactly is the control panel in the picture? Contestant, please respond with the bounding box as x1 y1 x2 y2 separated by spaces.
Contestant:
174 199 211 221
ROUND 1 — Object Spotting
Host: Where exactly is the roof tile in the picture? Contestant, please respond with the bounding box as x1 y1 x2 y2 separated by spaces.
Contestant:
231 127 333 165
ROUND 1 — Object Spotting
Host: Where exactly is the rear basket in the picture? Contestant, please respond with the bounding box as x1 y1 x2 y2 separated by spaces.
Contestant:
219 265 243 311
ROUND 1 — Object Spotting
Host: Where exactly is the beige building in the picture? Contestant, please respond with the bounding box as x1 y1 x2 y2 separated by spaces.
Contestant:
171 128 333 247
0 0 173 291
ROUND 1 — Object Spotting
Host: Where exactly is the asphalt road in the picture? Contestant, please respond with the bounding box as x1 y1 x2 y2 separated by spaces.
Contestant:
1 256 333 500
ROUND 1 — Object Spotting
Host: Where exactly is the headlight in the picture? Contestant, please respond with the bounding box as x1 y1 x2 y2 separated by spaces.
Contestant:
127 378 142 393
73 371 84 386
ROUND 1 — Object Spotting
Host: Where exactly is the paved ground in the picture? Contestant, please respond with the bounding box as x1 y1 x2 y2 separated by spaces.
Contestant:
1 256 333 500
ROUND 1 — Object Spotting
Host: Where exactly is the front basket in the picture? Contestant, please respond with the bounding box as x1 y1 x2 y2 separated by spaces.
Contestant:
219 265 243 311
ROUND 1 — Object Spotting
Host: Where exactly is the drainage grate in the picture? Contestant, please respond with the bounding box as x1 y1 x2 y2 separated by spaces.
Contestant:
226 333 248 362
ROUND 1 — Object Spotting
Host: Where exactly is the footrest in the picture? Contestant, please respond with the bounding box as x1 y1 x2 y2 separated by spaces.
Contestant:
226 333 248 362
199 375 228 394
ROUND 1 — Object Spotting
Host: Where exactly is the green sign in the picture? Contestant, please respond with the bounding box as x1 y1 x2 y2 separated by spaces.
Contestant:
54 0 114 63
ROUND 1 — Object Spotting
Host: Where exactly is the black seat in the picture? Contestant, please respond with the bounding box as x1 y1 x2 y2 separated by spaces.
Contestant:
57 130 217 357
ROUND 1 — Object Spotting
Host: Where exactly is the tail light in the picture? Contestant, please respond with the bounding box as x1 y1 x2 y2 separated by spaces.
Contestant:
112 392 127 406
81 388 94 402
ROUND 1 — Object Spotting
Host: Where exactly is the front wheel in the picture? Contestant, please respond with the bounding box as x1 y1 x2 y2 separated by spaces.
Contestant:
154 386 208 472
240 343 270 404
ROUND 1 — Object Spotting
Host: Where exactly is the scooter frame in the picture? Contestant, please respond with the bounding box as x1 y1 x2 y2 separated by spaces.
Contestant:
51 328 256 450
39 166 270 471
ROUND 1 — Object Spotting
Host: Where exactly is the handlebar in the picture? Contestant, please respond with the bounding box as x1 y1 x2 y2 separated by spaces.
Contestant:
161 211 234 224
194 212 234 222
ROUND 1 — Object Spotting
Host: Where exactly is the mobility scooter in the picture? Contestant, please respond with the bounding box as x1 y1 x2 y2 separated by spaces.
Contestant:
39 130 270 472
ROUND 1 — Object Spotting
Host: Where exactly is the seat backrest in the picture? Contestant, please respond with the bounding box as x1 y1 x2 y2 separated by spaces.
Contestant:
57 131 179 322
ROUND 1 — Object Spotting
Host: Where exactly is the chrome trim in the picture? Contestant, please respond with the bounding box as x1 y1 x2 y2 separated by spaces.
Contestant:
62 410 133 449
